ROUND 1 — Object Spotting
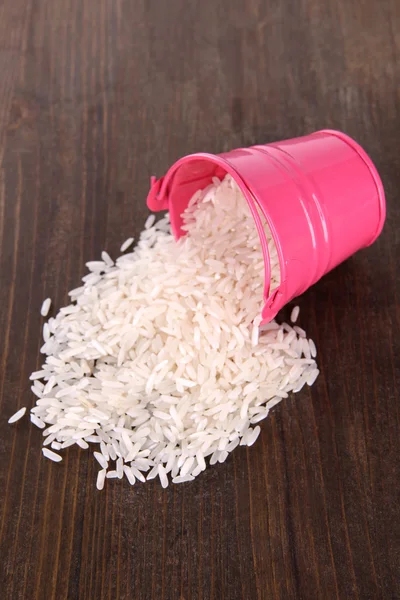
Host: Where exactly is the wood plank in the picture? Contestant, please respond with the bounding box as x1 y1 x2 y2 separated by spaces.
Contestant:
0 0 399 598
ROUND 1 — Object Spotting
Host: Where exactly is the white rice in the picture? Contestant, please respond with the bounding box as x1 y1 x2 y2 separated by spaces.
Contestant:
94 451 108 469
120 237 134 252
309 338 317 358
145 214 156 229
158 464 168 488
8 406 26 424
96 469 106 490
40 298 52 317
30 413 45 429
42 448 62 462
245 426 261 446
290 305 300 323
19 174 318 489
77 439 89 449
101 251 114 267
172 474 195 484
106 470 118 478
116 457 124 479
123 465 136 485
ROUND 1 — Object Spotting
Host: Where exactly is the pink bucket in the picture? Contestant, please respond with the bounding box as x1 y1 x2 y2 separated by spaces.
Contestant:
146 130 386 323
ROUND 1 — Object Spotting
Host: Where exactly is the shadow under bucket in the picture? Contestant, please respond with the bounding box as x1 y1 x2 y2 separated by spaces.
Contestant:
147 130 386 323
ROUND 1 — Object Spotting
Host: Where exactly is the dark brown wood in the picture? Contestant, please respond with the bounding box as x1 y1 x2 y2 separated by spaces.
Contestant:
1 1 399 598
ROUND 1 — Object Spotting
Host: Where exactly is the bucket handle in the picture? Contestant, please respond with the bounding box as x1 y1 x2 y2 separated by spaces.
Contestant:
147 176 169 211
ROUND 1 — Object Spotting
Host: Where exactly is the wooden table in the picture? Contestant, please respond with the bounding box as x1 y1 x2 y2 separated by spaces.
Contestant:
1 1 399 598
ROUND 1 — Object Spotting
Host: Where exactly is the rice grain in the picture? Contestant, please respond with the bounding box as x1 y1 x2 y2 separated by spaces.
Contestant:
41 298 52 317
8 407 26 424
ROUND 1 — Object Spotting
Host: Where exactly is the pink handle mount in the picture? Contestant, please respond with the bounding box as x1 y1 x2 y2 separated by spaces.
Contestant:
147 130 386 323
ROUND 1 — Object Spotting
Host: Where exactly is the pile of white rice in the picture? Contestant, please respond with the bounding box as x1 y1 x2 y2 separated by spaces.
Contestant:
9 175 318 489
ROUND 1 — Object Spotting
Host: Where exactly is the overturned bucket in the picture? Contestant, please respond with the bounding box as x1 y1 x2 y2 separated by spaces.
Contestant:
146 130 386 323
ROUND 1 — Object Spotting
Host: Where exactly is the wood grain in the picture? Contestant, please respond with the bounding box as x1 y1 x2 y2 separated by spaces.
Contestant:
1 0 399 598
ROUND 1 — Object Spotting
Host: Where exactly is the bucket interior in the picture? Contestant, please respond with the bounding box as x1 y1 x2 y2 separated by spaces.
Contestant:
164 156 283 307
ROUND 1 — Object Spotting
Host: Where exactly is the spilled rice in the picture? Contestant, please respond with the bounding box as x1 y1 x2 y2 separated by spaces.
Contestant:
10 175 318 489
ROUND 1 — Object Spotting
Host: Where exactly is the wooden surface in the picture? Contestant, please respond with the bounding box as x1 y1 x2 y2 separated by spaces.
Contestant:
1 1 399 598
